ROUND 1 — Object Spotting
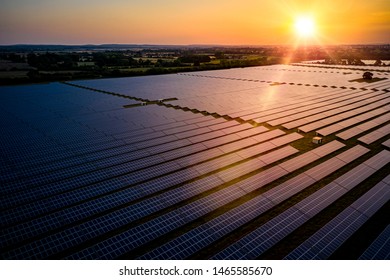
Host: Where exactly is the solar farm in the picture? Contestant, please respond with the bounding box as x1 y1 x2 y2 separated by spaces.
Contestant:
0 64 389 260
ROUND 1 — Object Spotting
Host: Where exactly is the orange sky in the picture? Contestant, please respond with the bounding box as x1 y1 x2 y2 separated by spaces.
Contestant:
1 0 389 45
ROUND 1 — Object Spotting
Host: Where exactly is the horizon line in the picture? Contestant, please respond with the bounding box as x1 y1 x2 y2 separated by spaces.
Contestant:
1 42 390 48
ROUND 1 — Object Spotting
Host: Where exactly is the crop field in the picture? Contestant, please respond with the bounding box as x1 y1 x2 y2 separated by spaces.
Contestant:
0 64 389 260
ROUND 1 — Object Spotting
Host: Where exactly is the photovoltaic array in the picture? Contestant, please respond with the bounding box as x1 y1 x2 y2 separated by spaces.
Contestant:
1 64 389 259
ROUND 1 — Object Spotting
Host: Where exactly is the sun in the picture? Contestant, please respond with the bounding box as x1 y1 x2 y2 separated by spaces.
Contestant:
294 16 315 38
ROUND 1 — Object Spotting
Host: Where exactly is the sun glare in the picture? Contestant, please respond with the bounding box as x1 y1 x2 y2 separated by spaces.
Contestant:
294 17 315 38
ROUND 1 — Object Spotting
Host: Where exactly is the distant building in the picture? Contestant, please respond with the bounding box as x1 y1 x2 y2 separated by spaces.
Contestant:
79 56 93 62
363 72 373 80
77 61 95 67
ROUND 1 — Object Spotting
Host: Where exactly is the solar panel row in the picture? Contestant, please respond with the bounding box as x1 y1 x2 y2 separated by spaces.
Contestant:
293 62 390 74
1 64 389 260
1 135 302 257
217 146 298 183
240 88 349 122
298 98 390 133
383 139 390 149
185 66 374 91
359 224 390 260
358 123 390 145
266 90 382 126
178 73 365 121
285 174 390 260
211 150 388 260
336 112 390 140
317 107 390 136
1 116 240 191
1 118 262 206
70 74 265 102
138 141 346 259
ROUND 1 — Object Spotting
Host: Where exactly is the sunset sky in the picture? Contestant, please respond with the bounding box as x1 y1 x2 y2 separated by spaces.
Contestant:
1 0 389 45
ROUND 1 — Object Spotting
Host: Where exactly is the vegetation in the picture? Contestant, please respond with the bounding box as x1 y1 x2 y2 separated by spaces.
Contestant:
1 44 389 85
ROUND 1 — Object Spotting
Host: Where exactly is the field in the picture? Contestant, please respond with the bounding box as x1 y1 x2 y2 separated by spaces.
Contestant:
0 64 389 260
0 71 28 78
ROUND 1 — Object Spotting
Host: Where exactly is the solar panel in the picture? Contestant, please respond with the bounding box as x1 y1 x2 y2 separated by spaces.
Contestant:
235 126 268 138
304 157 345 181
143 138 190 153
180 114 214 124
135 169 201 197
263 174 316 204
259 146 299 165
334 145 369 163
335 164 376 190
363 149 390 170
217 158 265 183
208 121 240 131
139 194 274 260
221 122 253 134
139 140 349 259
282 117 313 130
152 121 188 132
6 178 240 258
211 207 308 259
349 181 390 216
161 123 199 135
267 90 379 127
235 141 272 159
218 138 258 153
196 118 228 128
202 134 242 149
297 182 348 218
358 123 390 145
382 174 390 185
193 153 243 175
238 166 289 193
267 132 302 146
171 126 212 139
299 98 390 133
309 140 346 157
139 138 353 259
212 146 390 260
187 130 226 144
336 126 365 140
285 180 390 260
238 88 352 123
175 147 223 167
160 143 207 160
359 225 390 260
217 146 298 183
317 109 390 136
2 66 390 260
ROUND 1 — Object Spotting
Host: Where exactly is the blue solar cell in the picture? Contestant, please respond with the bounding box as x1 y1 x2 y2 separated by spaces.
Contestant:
139 194 274 260
72 185 249 259
359 225 390 260
304 157 345 181
174 127 212 139
264 174 316 204
212 207 307 259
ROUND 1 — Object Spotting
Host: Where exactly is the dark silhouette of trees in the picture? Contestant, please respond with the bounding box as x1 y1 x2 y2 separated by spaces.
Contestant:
215 51 225 59
0 53 25 63
178 55 211 65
